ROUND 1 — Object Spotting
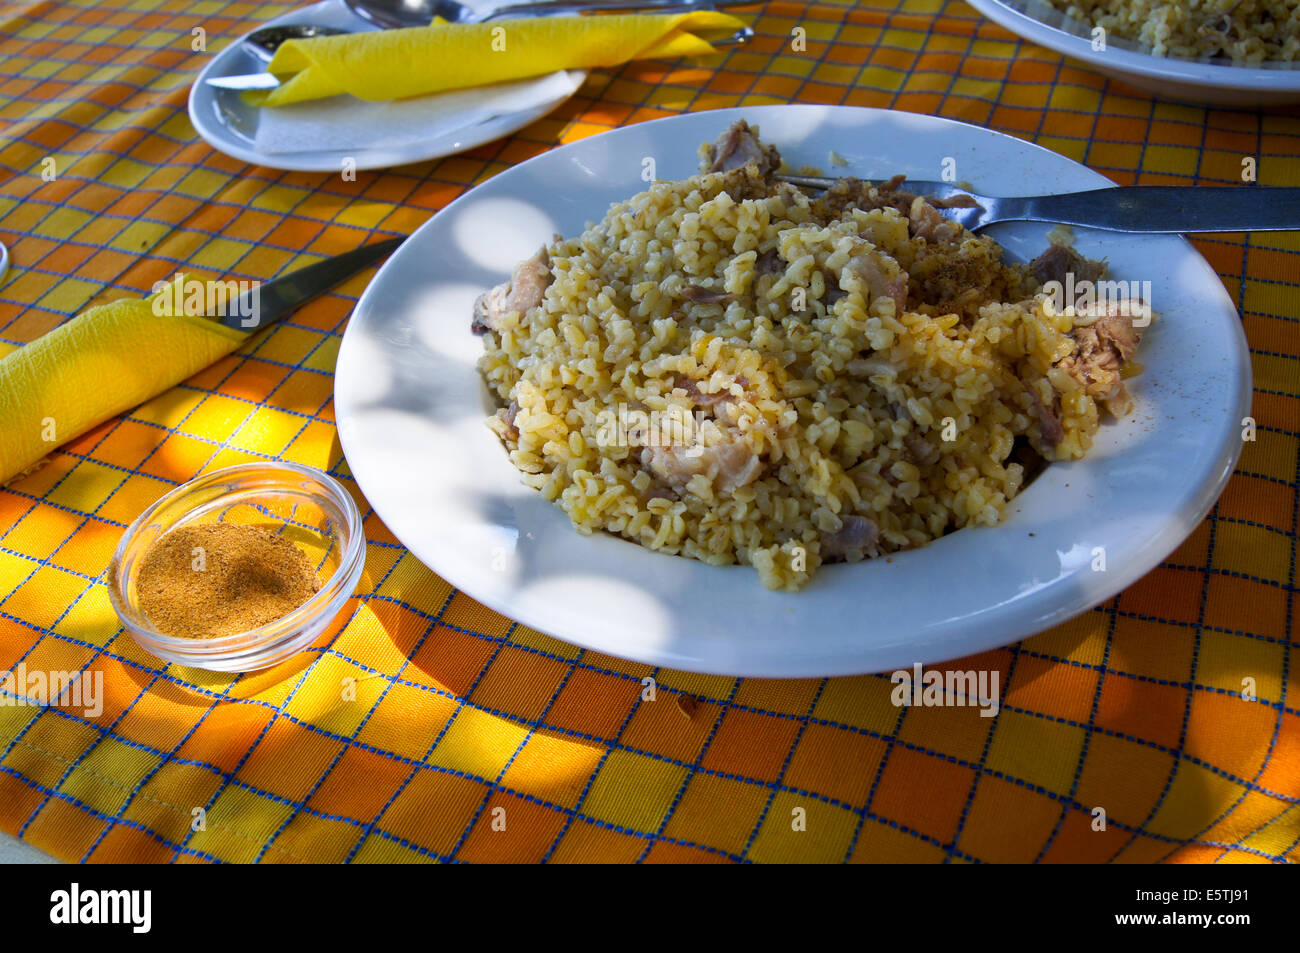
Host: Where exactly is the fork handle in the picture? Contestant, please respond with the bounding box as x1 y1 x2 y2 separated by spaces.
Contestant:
1005 186 1300 233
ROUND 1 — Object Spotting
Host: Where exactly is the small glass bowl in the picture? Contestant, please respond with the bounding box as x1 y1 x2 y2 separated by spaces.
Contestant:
108 462 365 673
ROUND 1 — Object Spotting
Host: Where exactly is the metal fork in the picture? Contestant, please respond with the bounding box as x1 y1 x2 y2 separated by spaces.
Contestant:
776 173 1300 233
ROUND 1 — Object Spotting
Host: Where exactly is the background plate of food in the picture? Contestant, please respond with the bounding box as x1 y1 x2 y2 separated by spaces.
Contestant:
966 0 1300 107
334 104 1251 677
189 0 586 172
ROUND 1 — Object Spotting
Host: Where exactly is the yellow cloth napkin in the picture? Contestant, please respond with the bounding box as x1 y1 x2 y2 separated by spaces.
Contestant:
0 276 247 485
255 11 745 107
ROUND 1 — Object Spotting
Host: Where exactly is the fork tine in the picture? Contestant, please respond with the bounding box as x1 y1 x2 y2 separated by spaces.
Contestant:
775 173 967 197
773 173 990 231
774 173 839 189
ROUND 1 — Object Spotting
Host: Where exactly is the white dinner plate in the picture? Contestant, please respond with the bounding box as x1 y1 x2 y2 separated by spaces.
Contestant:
188 0 585 172
967 0 1300 108
334 105 1252 677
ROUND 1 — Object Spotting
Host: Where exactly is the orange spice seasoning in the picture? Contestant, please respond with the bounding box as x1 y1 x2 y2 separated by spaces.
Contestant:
136 522 320 639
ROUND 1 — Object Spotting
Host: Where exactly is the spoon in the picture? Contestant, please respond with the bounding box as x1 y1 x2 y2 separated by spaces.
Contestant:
345 0 755 28
244 24 348 61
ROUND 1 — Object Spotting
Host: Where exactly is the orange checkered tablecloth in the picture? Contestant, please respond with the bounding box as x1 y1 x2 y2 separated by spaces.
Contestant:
0 0 1297 864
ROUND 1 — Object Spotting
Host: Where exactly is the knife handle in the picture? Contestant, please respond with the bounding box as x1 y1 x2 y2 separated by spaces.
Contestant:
223 236 405 332
1010 186 1300 234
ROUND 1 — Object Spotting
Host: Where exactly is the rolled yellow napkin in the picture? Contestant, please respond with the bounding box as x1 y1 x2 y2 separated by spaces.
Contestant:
255 11 745 107
0 276 247 485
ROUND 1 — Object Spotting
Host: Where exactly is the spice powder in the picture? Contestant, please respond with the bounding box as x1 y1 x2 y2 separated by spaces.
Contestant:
137 522 321 639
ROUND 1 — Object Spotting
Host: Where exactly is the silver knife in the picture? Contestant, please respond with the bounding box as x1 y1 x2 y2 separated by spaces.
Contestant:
208 72 282 90
776 175 1300 233
220 236 403 331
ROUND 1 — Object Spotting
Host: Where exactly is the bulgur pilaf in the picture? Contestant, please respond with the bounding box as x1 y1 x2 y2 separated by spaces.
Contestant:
1047 0 1300 63
473 121 1149 590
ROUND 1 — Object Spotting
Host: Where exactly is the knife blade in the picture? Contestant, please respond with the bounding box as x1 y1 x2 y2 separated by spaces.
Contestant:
207 72 282 90
1003 186 1300 233
221 236 404 331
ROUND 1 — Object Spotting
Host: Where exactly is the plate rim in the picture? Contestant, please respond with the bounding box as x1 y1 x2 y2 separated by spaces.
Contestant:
186 0 586 172
335 103 1254 676
967 0 1300 92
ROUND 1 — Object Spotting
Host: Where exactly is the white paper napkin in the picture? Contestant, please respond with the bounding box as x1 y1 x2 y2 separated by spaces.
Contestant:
253 70 585 156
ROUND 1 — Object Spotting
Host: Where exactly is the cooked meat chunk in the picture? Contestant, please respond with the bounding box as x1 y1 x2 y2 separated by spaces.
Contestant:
821 515 879 560
1011 436 1048 486
498 400 520 442
673 374 745 408
704 119 781 177
814 175 906 218
905 434 940 466
681 284 735 304
641 439 761 497
813 174 978 239
811 175 1025 321
846 253 908 312
756 247 784 277
906 196 964 245
1030 242 1107 287
471 286 506 335
1097 310 1142 362
1026 383 1064 448
710 165 790 203
471 245 552 334
1056 306 1146 417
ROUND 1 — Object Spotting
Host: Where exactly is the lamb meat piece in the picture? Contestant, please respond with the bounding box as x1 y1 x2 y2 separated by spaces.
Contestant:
1026 383 1064 448
672 374 747 409
820 515 879 560
471 286 506 335
1094 310 1142 363
823 279 848 306
704 120 781 177
1029 242 1107 287
873 176 981 212
906 196 964 245
817 178 1009 319
846 253 908 312
814 175 908 219
814 174 979 244
756 248 784 277
1203 11 1234 35
711 165 781 203
905 433 941 467
641 439 761 497
471 244 552 334
497 400 520 442
1010 436 1048 487
1056 306 1146 416
680 284 735 305
923 190 980 211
